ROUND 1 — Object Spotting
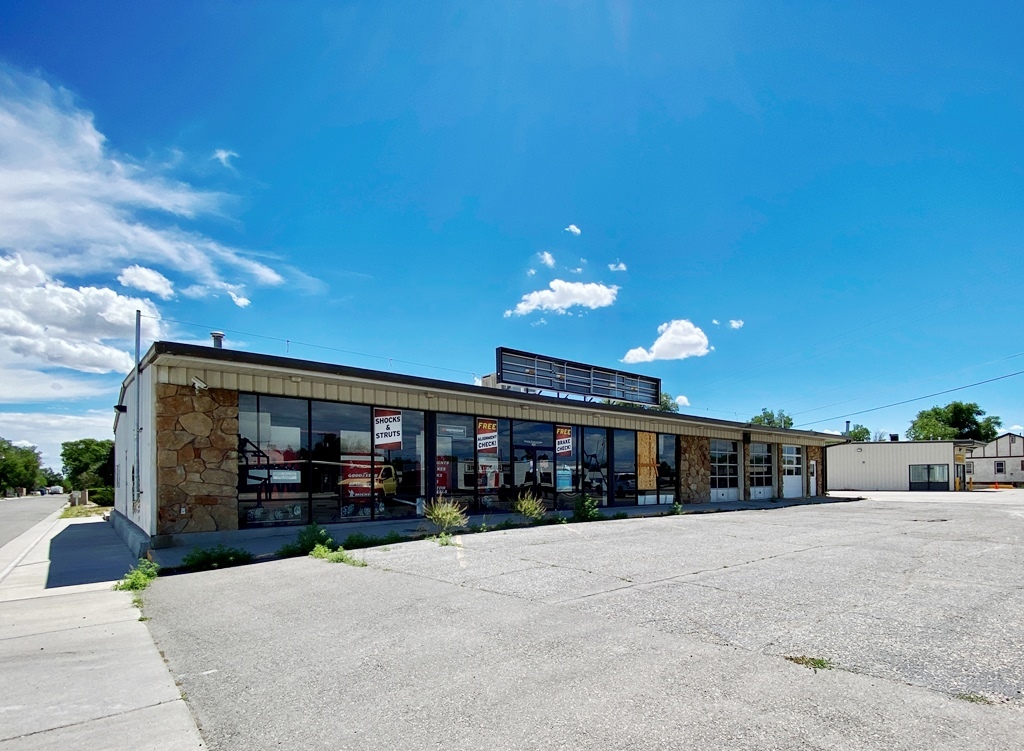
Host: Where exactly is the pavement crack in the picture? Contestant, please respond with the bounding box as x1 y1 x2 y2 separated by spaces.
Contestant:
0 699 184 743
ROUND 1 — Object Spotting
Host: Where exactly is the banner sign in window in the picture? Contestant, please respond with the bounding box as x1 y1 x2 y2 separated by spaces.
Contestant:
374 408 403 450
555 425 573 456
438 424 467 438
477 418 498 454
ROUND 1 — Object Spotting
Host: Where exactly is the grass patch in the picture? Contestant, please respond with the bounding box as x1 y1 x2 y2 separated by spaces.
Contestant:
114 559 160 592
277 524 335 558
785 655 836 672
955 693 994 705
309 543 367 567
60 505 107 519
181 544 254 572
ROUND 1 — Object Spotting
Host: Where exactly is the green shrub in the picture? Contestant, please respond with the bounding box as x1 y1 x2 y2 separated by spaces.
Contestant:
424 498 468 535
670 501 684 515
612 512 629 520
572 494 601 523
277 524 334 558
181 544 254 572
309 543 367 567
114 559 160 591
511 490 547 522
88 487 115 506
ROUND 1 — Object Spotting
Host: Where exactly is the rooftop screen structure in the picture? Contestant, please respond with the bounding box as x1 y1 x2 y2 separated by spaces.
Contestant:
495 347 661 406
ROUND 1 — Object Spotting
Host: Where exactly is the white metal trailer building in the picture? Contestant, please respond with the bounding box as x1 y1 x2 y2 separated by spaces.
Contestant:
965 433 1024 486
826 440 977 492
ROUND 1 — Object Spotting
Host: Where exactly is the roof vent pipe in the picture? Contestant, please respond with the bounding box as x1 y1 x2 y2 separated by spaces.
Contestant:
845 420 850 436
211 331 225 349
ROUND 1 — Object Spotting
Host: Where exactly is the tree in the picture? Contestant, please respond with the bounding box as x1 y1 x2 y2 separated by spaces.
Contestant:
61 438 115 490
847 424 871 442
39 467 64 487
905 401 1001 442
0 438 43 492
872 429 889 442
749 408 794 429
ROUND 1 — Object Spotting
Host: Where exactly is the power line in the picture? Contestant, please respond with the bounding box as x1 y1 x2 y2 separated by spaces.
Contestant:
794 369 1024 428
141 314 479 379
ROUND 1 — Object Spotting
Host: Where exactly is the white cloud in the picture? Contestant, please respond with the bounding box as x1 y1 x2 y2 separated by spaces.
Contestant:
504 280 619 317
527 268 536 276
1009 425 1023 433
0 362 112 402
608 261 627 272
530 318 548 327
538 251 556 268
0 68 283 306
729 319 744 329
212 149 238 169
674 395 690 407
821 429 843 435
564 224 581 235
712 319 720 325
622 320 711 363
569 267 583 274
0 410 114 468
117 264 174 299
0 255 161 373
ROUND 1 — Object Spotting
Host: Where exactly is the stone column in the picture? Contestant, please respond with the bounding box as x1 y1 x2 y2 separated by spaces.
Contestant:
742 441 751 501
776 444 785 499
678 435 711 504
155 384 239 534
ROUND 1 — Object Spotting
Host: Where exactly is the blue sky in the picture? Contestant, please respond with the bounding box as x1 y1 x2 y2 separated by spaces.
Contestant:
0 1 1022 467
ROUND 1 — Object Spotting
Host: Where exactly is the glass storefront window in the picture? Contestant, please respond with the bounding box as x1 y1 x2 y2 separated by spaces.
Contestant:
375 409 425 520
710 439 739 489
477 417 510 511
613 430 637 504
749 443 773 487
582 428 608 505
436 413 475 508
310 401 372 523
512 421 555 506
657 434 677 503
237 395 310 527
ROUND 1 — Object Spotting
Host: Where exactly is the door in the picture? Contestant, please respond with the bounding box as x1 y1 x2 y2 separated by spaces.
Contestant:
782 445 803 498
807 460 817 497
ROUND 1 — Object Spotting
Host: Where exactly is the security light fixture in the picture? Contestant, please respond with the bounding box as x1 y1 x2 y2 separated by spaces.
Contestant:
191 376 208 391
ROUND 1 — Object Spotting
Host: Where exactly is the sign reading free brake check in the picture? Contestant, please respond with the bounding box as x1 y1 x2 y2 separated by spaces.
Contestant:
374 409 403 450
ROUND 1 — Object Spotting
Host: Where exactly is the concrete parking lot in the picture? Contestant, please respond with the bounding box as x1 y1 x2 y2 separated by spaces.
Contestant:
144 490 1024 750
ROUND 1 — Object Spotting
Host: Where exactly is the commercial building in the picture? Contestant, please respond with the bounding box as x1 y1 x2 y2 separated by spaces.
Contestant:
965 433 1024 486
826 440 978 492
112 341 843 551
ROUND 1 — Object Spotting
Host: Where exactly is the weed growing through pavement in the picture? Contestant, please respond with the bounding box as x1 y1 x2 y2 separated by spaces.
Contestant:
670 501 684 515
277 524 335 557
785 655 836 673
114 559 160 591
424 498 468 540
511 490 547 523
955 693 994 705
572 494 603 523
181 544 254 571
309 543 367 567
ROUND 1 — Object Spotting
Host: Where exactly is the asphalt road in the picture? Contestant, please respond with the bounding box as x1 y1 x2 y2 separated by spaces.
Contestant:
145 491 1024 750
0 495 66 548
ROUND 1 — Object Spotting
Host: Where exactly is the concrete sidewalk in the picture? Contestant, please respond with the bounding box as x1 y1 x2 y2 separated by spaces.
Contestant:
0 510 204 750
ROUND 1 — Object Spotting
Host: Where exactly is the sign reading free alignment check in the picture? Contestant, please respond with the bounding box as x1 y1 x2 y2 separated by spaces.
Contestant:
374 408 403 450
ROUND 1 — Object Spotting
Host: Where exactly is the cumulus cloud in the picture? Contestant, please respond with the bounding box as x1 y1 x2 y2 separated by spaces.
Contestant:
0 254 161 373
0 362 111 402
504 280 619 317
117 264 174 299
538 251 556 268
212 148 238 169
674 395 690 407
0 68 283 306
711 319 720 325
564 224 581 235
608 262 627 272
569 267 583 274
0 410 114 468
729 319 744 329
530 318 548 327
622 320 711 363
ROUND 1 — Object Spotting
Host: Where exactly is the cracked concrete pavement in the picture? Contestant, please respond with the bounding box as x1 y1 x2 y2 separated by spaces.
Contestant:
144 490 1024 749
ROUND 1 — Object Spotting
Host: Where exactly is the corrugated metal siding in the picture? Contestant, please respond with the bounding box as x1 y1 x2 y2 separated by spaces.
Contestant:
827 443 955 490
154 360 833 446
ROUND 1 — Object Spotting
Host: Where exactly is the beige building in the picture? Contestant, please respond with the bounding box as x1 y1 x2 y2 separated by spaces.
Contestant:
112 341 844 553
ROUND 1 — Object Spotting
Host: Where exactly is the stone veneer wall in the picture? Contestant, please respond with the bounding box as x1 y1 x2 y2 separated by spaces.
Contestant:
677 435 711 503
776 444 785 499
742 442 751 501
807 445 823 496
155 384 239 534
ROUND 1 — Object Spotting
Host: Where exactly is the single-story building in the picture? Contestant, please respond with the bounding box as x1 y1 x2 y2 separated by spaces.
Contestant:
112 340 845 552
965 432 1024 486
826 439 980 492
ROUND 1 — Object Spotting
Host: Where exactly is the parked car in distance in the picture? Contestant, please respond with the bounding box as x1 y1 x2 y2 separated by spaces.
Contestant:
48 486 64 495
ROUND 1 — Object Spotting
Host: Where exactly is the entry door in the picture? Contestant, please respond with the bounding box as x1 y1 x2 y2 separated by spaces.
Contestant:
807 460 817 497
782 445 803 498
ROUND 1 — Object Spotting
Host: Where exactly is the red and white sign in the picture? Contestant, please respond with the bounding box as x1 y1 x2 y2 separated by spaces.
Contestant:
374 408 403 450
477 418 498 454
556 425 573 456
